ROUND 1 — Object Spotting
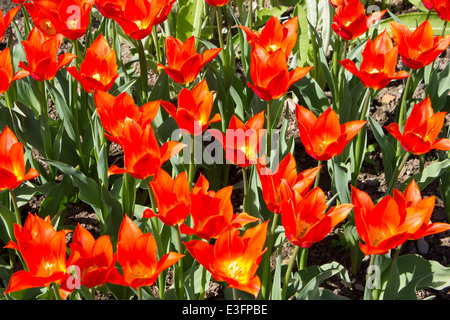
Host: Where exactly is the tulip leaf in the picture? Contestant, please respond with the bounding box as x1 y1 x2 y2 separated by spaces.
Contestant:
0 202 15 244
176 0 205 42
255 6 288 29
398 158 450 192
440 171 450 222
426 62 450 112
38 175 77 221
408 0 429 12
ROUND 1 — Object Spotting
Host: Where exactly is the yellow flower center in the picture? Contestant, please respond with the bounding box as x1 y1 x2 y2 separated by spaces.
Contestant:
268 44 279 52
68 19 80 30
92 73 101 81
227 260 245 280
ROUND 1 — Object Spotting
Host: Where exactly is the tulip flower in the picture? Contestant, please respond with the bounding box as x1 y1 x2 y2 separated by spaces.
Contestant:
66 224 117 289
400 180 450 240
421 0 450 22
295 105 367 161
332 0 386 41
153 0 178 25
161 79 221 135
144 169 191 227
0 126 39 192
204 0 230 7
157 36 222 85
209 111 265 167
0 6 20 42
329 0 347 7
24 1 59 36
106 215 184 290
339 30 410 91
239 15 298 59
94 90 161 144
4 214 72 298
66 34 119 93
107 120 186 180
389 20 450 70
281 186 354 248
179 174 259 240
248 43 313 101
0 48 29 95
184 221 269 298
18 27 77 82
385 96 450 155
256 153 321 214
94 0 125 19
351 185 432 255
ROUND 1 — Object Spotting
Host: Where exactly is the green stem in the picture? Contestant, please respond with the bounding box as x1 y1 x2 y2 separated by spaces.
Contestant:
215 6 224 50
248 0 253 30
364 254 379 300
397 75 413 136
419 154 425 172
232 287 238 300
314 160 323 188
242 167 249 214
152 26 162 64
386 152 411 196
442 21 448 37
175 225 185 300
51 283 62 300
9 189 21 226
266 100 272 165
137 39 148 104
337 40 348 113
138 287 143 300
199 264 207 300
188 134 195 190
297 247 308 271
260 213 279 300
281 245 301 300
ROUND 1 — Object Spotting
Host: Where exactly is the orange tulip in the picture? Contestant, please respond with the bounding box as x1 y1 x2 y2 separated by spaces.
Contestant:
209 111 265 167
421 0 450 22
24 1 59 36
390 20 450 70
66 224 117 289
66 34 119 93
204 0 230 7
161 79 221 135
329 0 347 7
107 119 186 180
179 174 259 240
0 6 20 42
0 48 29 95
0 126 39 192
385 96 450 155
4 214 72 297
339 30 410 91
351 185 432 255
94 0 125 19
153 0 177 25
400 180 450 240
106 215 184 289
239 15 298 59
295 105 367 161
281 186 354 248
18 27 77 82
144 169 191 227
256 152 321 214
332 0 386 41
184 221 269 298
248 43 313 101
157 36 222 85
94 90 160 145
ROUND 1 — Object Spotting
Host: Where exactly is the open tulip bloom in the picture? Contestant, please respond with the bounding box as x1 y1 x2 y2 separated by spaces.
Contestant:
0 48 29 95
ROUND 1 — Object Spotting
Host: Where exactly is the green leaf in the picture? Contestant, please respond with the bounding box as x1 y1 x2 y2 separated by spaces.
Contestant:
374 12 450 36
399 159 450 192
176 0 205 42
408 0 429 12
255 6 288 28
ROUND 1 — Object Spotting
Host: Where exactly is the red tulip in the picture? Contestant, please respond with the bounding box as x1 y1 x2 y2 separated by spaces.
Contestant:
18 27 76 81
209 111 265 167
179 174 259 240
0 48 29 94
157 36 222 85
66 34 119 93
239 15 298 59
152 0 177 25
421 0 450 22
0 6 20 42
295 105 367 161
332 0 386 41
385 96 450 155
161 79 221 135
204 0 230 7
94 0 125 19
340 30 410 90
248 43 313 101
107 119 186 180
94 90 161 145
281 186 354 248
184 221 269 298
256 152 321 214
66 224 117 289
106 215 184 289
0 126 39 192
390 20 450 70
24 1 60 36
4 214 72 298
351 185 432 255
144 169 191 227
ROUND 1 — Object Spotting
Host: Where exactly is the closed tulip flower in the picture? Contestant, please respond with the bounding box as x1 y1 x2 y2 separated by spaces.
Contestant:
295 105 367 161
184 221 269 298
66 34 119 93
340 30 410 91
0 6 20 42
385 96 450 155
0 48 29 95
157 36 222 85
204 0 230 7
390 20 450 70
